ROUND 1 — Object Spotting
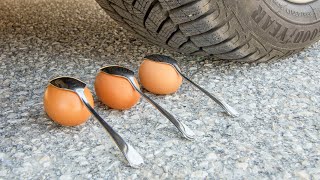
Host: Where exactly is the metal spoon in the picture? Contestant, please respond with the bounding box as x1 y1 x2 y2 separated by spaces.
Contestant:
99 66 195 140
49 77 144 168
144 54 239 117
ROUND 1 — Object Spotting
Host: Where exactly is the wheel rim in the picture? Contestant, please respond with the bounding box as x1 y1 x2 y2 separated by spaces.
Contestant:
286 0 316 4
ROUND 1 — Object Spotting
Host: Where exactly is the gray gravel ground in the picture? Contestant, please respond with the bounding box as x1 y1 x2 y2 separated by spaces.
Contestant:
1 0 320 179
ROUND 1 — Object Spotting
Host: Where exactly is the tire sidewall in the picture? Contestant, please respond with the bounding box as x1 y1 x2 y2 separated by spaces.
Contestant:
225 0 320 49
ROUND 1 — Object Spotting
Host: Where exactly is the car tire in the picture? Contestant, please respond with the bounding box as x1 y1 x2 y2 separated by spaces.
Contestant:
95 0 320 62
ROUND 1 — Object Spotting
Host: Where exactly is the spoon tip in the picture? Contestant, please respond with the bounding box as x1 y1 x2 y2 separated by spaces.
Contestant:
181 125 196 140
124 144 145 168
225 106 240 118
184 134 196 141
128 160 144 168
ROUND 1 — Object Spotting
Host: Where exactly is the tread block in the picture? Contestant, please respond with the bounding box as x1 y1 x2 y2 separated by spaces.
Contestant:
95 0 115 12
145 3 168 32
157 20 178 42
168 0 214 24
134 0 155 19
109 0 126 9
215 44 252 59
124 19 154 35
111 4 135 21
179 9 220 36
103 9 125 22
159 0 196 10
123 0 135 4
167 30 188 48
190 17 236 47
203 34 240 54
191 50 210 56
215 39 257 59
123 1 137 16
179 41 199 53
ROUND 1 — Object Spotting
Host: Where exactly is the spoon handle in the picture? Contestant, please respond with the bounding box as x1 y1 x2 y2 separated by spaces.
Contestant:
177 70 239 117
127 78 195 140
75 89 144 168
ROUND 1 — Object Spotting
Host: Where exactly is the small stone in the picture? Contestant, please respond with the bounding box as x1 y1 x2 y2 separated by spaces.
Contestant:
145 154 154 159
236 162 248 170
0 153 5 159
165 150 177 156
59 174 73 180
199 161 209 168
130 174 137 179
206 153 218 160
295 170 310 180
193 120 202 125
0 169 8 176
39 155 50 165
241 114 254 122
191 171 208 178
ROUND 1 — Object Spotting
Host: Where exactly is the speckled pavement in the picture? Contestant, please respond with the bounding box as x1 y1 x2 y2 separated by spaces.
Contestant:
0 0 320 179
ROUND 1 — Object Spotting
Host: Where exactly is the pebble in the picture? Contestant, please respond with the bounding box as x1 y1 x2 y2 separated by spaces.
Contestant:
236 162 248 170
191 171 208 178
295 170 310 180
206 152 218 160
59 175 73 180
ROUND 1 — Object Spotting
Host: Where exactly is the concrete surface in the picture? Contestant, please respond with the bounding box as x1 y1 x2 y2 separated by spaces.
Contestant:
0 0 319 179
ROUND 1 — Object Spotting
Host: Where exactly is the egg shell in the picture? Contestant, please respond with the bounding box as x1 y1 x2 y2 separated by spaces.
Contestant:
139 59 182 95
44 84 94 126
95 71 140 110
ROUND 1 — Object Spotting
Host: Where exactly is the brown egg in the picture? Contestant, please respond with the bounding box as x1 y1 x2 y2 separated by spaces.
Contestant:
139 59 182 95
95 71 140 110
43 84 94 126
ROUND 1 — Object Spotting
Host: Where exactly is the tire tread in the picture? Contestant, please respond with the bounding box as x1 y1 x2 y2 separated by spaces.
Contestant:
95 0 307 62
